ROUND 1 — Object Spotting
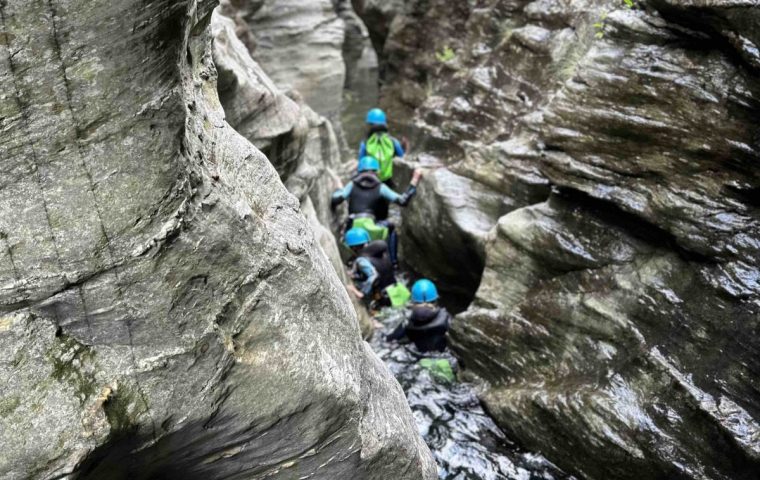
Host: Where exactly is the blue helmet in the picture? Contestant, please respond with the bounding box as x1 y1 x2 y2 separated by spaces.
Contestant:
357 156 380 173
411 279 439 303
366 108 387 126
345 227 371 247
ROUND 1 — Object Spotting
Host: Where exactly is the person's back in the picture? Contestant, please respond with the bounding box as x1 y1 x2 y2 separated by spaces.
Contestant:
364 131 398 184
357 240 395 292
405 305 451 352
386 279 450 352
348 172 383 215
359 108 407 220
332 157 422 269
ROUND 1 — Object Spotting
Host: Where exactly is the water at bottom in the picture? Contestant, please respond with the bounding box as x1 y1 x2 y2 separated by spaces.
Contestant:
370 309 574 480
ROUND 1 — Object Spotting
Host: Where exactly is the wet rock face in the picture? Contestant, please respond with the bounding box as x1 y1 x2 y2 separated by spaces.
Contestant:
223 0 380 158
0 1 435 479
212 11 343 231
378 0 760 478
242 0 347 127
350 0 405 71
211 9 371 336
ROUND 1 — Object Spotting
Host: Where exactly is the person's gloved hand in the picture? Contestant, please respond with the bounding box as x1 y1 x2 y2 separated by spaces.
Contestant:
330 193 342 210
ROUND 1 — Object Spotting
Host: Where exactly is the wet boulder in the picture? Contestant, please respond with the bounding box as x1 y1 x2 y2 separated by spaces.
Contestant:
212 10 368 335
456 193 760 480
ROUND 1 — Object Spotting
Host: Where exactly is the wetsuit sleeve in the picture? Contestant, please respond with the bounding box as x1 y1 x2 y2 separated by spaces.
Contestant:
379 184 402 203
386 323 407 341
331 183 353 207
355 257 378 296
393 138 405 157
359 142 367 158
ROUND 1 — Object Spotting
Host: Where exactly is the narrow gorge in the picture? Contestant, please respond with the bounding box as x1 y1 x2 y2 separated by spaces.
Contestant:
1 1 759 480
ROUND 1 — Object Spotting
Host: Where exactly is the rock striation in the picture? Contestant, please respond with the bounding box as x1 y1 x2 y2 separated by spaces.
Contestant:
237 0 347 130
211 9 372 336
366 0 760 478
0 1 435 479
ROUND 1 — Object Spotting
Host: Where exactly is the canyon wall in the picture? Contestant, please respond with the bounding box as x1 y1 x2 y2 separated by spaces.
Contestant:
0 1 435 478
359 0 760 478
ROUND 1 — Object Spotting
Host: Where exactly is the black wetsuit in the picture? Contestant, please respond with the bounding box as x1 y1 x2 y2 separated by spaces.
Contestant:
387 305 451 352
348 173 383 215
333 172 415 266
353 240 396 293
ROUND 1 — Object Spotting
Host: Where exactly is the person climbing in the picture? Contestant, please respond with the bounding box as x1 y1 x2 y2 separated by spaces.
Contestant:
344 227 396 305
359 108 409 220
331 156 422 269
386 279 451 352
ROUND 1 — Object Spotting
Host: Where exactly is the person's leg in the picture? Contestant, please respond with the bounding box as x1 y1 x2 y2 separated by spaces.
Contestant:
379 220 399 267
343 217 354 236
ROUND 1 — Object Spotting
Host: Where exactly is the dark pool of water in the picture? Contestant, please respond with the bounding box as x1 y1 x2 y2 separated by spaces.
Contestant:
370 308 574 480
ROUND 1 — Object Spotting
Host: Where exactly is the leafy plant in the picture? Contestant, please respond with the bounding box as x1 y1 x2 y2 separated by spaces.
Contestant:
595 1 637 39
435 46 456 63
594 11 608 39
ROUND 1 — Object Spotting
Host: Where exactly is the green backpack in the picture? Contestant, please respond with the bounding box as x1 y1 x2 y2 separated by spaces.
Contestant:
365 133 396 182
385 282 411 308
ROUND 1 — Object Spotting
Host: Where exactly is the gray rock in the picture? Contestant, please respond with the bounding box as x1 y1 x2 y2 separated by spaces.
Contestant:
246 0 347 128
212 10 343 260
351 0 406 70
212 8 375 341
375 0 760 478
0 1 435 479
335 0 380 149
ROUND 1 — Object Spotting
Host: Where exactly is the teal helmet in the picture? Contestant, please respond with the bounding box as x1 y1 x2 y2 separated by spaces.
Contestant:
358 156 380 173
411 279 439 303
366 108 387 126
345 227 371 247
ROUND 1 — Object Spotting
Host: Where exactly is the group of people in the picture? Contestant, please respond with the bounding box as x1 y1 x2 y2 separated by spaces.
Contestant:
331 108 451 353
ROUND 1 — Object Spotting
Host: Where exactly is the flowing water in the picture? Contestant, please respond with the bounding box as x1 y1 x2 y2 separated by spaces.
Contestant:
370 308 574 480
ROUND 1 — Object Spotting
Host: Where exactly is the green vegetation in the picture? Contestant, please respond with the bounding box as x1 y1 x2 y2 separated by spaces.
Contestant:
47 335 98 405
594 11 608 39
435 46 456 63
595 1 637 39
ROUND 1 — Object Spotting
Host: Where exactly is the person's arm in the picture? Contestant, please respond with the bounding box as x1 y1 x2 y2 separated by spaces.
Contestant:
331 183 353 208
386 322 407 341
359 142 367 159
355 257 378 296
393 138 406 157
379 184 402 203
443 309 452 331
